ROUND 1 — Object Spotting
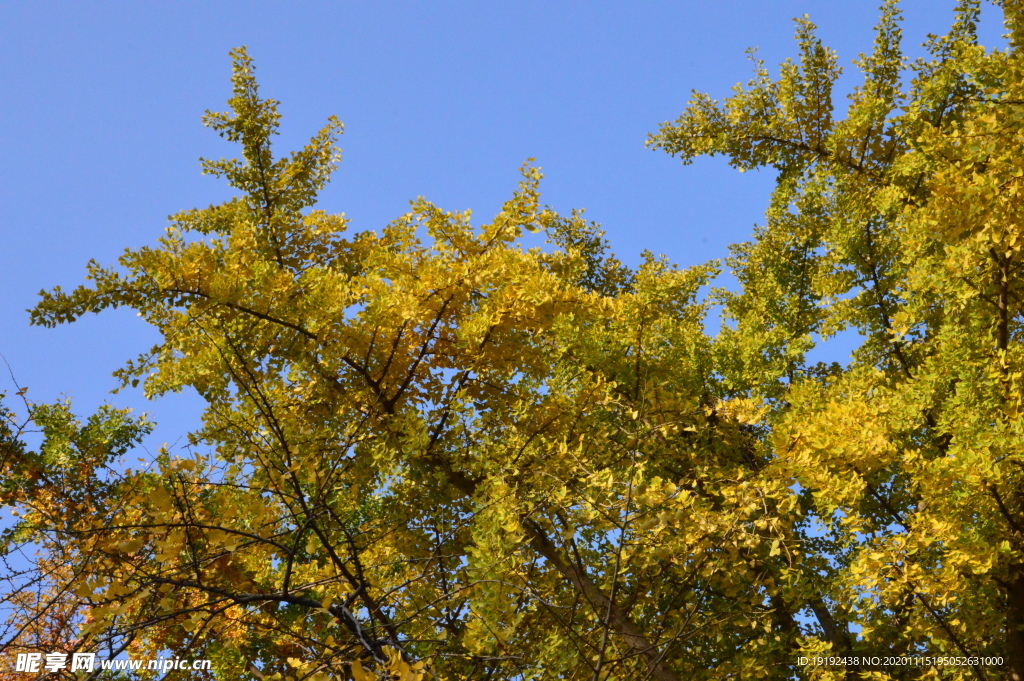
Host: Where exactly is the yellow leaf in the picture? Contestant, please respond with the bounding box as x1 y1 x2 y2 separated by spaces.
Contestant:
350 662 369 681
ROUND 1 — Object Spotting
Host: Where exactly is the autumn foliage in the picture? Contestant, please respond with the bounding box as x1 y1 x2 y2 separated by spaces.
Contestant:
5 2 1024 679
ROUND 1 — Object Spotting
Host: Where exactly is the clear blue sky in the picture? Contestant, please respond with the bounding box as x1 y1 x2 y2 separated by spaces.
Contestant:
0 1 1007 453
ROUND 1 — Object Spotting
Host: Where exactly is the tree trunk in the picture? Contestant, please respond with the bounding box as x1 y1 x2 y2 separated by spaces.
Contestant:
1008 566 1024 681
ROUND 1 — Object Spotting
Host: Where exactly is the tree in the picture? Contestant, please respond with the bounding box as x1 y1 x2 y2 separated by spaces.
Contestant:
1 388 154 681
13 47 800 681
649 0 1021 678
5 2 1024 679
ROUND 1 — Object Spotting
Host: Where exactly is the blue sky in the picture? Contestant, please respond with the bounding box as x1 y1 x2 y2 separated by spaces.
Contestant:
0 1 1007 453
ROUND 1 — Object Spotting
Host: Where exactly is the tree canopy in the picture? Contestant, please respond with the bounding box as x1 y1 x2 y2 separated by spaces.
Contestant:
4 2 1024 679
